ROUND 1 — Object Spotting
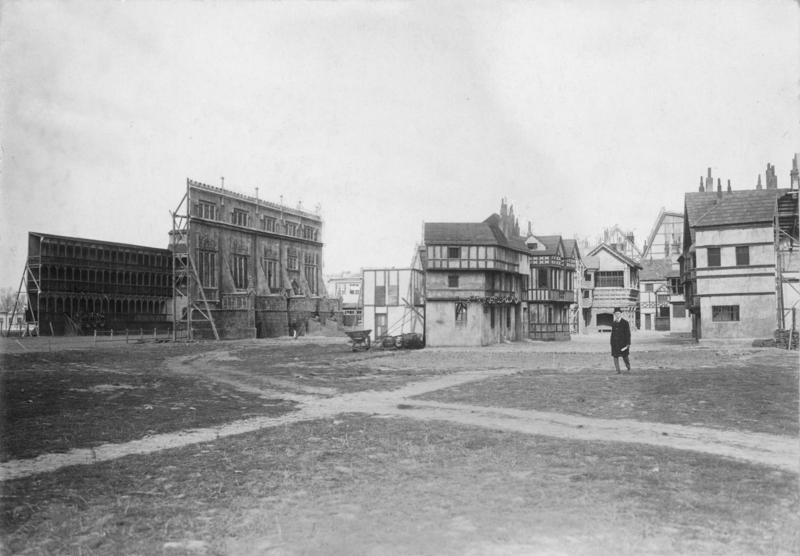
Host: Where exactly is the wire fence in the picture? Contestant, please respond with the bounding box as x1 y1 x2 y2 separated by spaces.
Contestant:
0 327 193 354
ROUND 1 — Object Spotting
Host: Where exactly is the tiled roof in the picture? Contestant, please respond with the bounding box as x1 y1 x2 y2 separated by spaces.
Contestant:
582 255 600 269
640 258 674 280
424 218 529 253
685 189 784 228
562 238 580 259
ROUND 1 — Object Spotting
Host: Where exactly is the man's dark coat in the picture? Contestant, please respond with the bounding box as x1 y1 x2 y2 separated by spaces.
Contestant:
610 318 631 357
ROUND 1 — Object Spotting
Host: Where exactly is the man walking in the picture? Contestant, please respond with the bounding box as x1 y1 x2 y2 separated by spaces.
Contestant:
610 307 631 374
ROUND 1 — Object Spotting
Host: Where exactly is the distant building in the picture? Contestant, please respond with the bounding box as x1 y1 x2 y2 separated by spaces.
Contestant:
562 239 583 334
681 163 797 339
639 208 690 333
525 232 578 340
25 232 172 335
361 265 425 344
642 209 683 262
582 243 641 330
326 271 362 326
171 179 332 339
599 225 642 261
423 200 529 346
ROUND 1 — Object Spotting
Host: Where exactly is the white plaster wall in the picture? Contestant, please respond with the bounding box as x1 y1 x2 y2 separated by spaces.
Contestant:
700 294 776 338
425 301 484 346
696 226 772 247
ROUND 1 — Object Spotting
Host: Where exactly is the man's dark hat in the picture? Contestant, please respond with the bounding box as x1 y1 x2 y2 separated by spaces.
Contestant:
613 307 622 313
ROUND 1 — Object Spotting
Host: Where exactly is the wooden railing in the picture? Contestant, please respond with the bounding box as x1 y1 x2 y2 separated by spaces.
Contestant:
527 289 575 303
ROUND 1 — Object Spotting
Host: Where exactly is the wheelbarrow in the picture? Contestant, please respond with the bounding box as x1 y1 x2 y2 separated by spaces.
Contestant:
345 329 371 351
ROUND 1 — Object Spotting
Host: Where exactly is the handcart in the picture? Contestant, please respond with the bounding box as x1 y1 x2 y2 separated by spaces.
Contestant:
345 329 372 351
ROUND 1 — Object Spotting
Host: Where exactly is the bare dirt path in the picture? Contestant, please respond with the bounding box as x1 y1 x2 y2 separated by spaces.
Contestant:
3 348 798 482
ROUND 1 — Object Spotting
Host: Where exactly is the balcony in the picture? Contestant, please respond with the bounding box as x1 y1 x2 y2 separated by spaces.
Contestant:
528 289 575 303
530 255 575 268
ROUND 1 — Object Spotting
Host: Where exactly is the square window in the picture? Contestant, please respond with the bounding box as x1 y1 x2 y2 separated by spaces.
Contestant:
735 246 749 266
448 275 459 288
448 247 461 259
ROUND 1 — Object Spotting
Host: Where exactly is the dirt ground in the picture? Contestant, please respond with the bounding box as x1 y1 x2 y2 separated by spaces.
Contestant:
1 333 798 555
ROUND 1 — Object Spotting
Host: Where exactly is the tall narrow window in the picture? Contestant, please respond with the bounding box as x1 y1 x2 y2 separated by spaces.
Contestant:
304 252 319 295
735 246 749 266
198 251 217 287
287 248 299 271
232 255 248 289
374 271 386 306
266 260 278 290
455 302 467 326
707 247 721 267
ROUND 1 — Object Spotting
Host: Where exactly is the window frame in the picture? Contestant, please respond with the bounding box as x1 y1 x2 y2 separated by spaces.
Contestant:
707 247 721 267
712 305 740 322
231 254 249 290
735 246 750 266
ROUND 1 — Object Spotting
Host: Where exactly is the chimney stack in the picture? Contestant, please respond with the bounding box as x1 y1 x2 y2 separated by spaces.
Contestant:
756 175 763 190
716 178 722 197
699 176 705 192
766 163 778 189
727 179 732 193
706 167 713 192
791 154 799 190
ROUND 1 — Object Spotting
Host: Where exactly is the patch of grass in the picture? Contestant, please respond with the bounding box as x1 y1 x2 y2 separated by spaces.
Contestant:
416 352 799 435
1 416 797 555
0 345 295 461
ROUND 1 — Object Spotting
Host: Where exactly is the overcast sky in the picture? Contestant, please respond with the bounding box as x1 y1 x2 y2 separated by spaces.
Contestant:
1 0 798 288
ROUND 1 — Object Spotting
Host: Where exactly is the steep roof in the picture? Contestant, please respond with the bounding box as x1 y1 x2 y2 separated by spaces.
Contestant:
685 189 785 228
562 238 581 260
424 218 529 254
643 208 683 257
582 255 600 269
532 235 563 256
587 243 643 269
639 259 674 281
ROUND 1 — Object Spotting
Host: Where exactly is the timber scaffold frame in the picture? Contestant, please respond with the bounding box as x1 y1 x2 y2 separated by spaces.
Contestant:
171 180 220 341
775 189 799 336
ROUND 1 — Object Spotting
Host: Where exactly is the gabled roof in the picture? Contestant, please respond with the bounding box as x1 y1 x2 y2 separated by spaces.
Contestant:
424 217 529 254
643 208 683 257
685 189 785 229
582 255 600 269
562 238 581 260
639 258 674 281
587 243 643 269
530 235 563 256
